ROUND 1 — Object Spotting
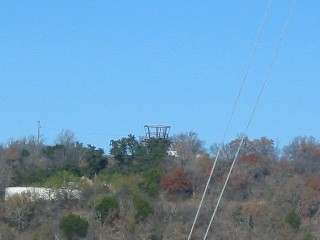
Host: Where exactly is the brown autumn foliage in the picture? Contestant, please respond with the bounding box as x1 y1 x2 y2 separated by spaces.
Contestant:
300 177 320 217
161 168 193 200
238 152 259 165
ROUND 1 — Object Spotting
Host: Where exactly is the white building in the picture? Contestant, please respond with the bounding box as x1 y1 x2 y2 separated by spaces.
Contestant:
167 150 178 157
5 187 81 201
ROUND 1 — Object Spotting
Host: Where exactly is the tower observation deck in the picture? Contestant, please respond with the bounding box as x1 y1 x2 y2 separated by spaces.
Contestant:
144 125 171 140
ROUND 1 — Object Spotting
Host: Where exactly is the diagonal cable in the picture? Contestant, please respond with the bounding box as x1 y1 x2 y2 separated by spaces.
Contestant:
202 1 297 239
187 1 273 239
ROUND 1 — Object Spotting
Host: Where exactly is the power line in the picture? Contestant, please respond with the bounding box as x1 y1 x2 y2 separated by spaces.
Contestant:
187 1 273 239
202 1 297 239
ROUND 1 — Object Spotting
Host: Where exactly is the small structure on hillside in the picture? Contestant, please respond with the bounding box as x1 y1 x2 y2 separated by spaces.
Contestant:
144 124 171 140
5 187 81 201
167 149 178 157
144 124 178 157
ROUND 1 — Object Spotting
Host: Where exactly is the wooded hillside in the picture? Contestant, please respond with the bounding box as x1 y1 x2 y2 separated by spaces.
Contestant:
0 130 319 240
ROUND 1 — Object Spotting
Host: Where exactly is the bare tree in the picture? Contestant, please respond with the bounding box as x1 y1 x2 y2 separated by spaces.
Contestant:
55 129 76 147
171 131 206 164
5 192 36 233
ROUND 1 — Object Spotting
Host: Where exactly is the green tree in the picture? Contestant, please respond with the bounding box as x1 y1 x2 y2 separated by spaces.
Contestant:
142 138 171 166
44 170 84 200
304 233 315 240
285 211 301 229
132 195 153 221
95 195 120 225
82 145 107 178
59 213 89 240
20 148 30 160
143 168 161 197
109 134 139 167
42 144 66 167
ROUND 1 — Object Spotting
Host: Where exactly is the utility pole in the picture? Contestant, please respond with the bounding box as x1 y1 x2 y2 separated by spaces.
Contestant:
37 120 41 146
36 121 42 153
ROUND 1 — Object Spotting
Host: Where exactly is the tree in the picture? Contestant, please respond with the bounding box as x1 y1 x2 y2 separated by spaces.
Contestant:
56 129 76 148
283 136 318 161
59 213 89 240
20 148 30 161
42 144 67 168
141 138 171 166
109 134 139 167
210 136 251 161
5 192 36 233
227 164 251 200
0 223 15 240
95 195 120 225
161 168 193 200
171 132 205 162
301 177 320 217
0 151 12 198
132 195 153 221
285 211 301 230
283 136 320 176
304 233 315 240
83 145 107 178
54 129 76 163
186 155 212 194
250 136 278 159
237 152 271 181
44 170 83 201
143 168 161 197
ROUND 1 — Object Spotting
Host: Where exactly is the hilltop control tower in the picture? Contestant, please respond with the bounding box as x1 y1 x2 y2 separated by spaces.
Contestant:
144 124 171 140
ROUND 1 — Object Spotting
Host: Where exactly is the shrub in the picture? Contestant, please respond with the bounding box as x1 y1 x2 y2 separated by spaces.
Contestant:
5 193 36 232
304 233 315 240
133 195 153 221
95 196 119 224
161 168 193 199
0 223 15 239
109 173 142 194
285 211 301 229
144 168 161 197
83 145 108 178
59 213 89 240
147 183 159 197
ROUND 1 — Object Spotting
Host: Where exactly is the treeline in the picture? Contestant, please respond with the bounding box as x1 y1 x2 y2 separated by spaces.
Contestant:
0 130 319 239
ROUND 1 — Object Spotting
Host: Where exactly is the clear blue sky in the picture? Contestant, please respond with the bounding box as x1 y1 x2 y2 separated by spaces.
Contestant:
1 1 319 151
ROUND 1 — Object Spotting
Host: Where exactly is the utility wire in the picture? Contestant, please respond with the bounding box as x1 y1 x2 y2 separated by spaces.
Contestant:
187 1 273 239
202 1 297 239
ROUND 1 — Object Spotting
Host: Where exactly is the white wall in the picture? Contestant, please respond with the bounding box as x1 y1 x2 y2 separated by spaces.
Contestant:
5 187 81 201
